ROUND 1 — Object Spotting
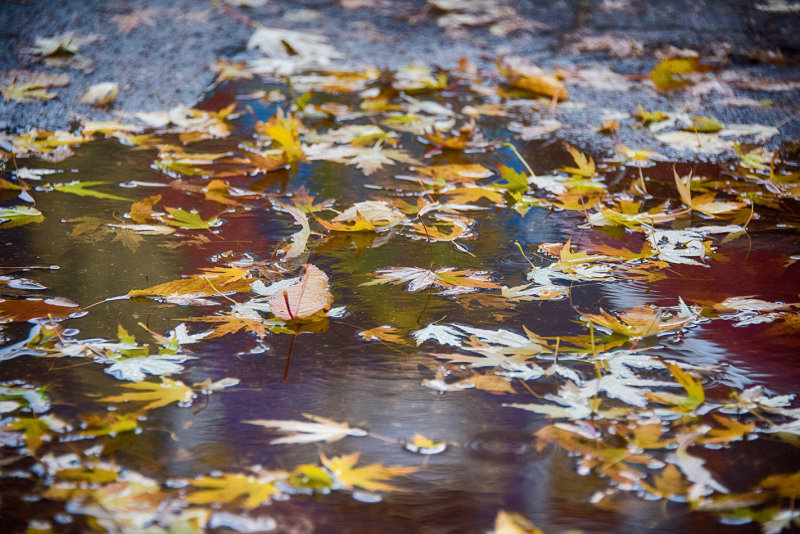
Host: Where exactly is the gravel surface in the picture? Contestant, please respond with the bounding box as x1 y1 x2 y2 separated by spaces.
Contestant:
1 0 798 156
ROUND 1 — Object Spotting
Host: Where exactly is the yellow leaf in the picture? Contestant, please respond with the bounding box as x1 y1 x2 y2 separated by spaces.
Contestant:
646 361 705 411
650 57 712 90
127 267 254 297
129 194 161 224
560 144 596 177
699 414 755 445
320 452 417 492
492 510 545 534
257 108 305 163
640 464 691 499
413 163 493 183
100 378 194 412
498 57 568 100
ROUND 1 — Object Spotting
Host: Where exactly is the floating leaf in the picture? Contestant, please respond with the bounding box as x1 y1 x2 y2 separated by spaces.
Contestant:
320 452 417 493
0 297 81 322
267 264 333 320
363 266 499 294
245 413 367 444
128 266 254 298
52 181 128 201
0 206 44 229
164 208 219 229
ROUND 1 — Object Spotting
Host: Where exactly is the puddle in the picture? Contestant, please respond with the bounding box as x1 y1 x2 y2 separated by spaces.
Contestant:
1 70 799 533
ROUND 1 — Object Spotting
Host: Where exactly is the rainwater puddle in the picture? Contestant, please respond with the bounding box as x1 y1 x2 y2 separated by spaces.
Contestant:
1 70 799 533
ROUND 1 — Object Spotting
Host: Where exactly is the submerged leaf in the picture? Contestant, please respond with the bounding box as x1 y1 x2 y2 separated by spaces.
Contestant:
99 378 194 412
187 472 285 509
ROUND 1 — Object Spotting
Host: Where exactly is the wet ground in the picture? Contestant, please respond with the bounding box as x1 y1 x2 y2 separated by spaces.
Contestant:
1 0 799 154
1 2 800 534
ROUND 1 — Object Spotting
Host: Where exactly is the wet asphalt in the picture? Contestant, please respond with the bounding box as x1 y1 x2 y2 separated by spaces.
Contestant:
0 0 798 159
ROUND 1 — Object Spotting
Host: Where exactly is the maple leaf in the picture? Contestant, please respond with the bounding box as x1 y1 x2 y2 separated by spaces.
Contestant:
407 213 474 241
267 264 333 320
128 194 161 224
640 464 691 500
110 226 143 253
559 144 596 177
245 413 367 444
100 378 194 412
760 471 800 500
441 186 505 205
128 266 254 298
78 82 119 107
699 414 755 445
111 7 161 33
363 267 499 294
256 108 305 163
186 472 286 509
77 412 139 438
674 429 729 494
188 313 271 340
320 452 417 493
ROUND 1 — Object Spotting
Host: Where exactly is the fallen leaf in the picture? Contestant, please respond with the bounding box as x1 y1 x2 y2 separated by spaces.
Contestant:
187 472 285 509
320 452 417 492
128 267 255 298
245 413 367 444
100 378 194 412
650 57 712 90
267 264 333 320
78 82 119 106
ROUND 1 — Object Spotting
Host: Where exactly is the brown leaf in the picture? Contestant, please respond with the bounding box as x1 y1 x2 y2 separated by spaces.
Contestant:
268 264 333 320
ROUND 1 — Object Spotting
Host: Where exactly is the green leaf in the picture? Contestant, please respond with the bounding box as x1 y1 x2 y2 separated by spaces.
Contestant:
53 181 129 201
683 116 724 133
165 208 219 229
495 164 529 194
0 206 44 229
